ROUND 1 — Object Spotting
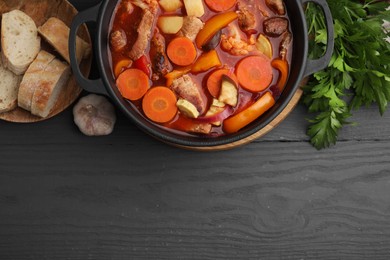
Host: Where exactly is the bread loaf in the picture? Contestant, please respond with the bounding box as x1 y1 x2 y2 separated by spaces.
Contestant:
18 50 56 111
30 58 70 118
0 56 21 112
1 10 41 75
38 17 91 64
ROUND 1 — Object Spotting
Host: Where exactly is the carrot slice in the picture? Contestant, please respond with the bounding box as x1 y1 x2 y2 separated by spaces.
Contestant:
223 91 275 134
116 68 150 101
206 69 237 98
114 59 133 78
205 0 237 12
142 86 178 123
236 55 273 92
167 37 197 66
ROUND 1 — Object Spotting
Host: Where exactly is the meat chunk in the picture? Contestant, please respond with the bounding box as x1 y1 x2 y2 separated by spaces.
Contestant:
150 29 172 80
171 75 206 114
266 0 286 15
122 0 134 13
126 0 159 60
128 8 155 60
237 2 257 34
263 17 288 37
110 29 127 52
188 123 212 135
130 0 158 12
178 16 204 41
221 24 255 56
279 31 292 60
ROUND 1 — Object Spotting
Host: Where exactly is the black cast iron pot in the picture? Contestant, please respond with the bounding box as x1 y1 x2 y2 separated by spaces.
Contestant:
69 0 334 150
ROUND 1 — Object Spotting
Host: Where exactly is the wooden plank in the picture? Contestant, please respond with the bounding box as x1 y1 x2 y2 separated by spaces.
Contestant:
263 102 390 142
0 99 389 147
1 141 390 259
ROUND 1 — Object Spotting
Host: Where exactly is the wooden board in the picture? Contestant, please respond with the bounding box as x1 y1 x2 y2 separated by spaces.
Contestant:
0 0 92 123
1 136 390 260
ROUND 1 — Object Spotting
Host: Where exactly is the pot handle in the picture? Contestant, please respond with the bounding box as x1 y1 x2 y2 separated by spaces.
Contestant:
301 0 334 77
69 3 108 96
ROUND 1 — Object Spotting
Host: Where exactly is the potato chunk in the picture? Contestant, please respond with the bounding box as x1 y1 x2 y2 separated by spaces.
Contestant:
157 16 184 34
159 0 183 12
183 0 205 17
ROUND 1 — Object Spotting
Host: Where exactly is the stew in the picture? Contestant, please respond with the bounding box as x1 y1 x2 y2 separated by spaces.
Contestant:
109 0 292 136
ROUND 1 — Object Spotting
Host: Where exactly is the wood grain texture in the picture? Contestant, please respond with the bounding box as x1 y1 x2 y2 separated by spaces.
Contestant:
1 108 390 260
1 140 390 259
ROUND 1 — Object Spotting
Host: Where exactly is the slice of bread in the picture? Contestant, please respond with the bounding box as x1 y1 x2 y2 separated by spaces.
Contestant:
0 56 21 113
30 58 70 118
1 10 41 75
18 50 56 111
38 17 91 64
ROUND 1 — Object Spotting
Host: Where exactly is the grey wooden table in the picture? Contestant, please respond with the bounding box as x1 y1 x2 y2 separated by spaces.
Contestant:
1 1 390 259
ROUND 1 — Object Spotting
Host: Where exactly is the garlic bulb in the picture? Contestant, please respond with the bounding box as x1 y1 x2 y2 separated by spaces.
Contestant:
73 94 116 136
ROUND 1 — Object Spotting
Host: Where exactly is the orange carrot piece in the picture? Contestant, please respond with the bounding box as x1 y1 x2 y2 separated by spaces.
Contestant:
142 86 178 123
195 11 238 49
116 68 150 101
165 66 192 87
167 37 197 66
114 59 133 78
271 58 289 92
236 55 273 92
191 50 222 73
223 91 275 134
207 68 237 98
205 0 237 12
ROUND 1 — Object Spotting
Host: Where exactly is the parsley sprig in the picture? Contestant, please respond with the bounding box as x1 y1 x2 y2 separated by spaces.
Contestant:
303 0 390 149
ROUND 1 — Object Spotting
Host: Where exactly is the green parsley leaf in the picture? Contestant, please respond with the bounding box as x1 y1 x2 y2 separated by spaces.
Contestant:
304 0 390 149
